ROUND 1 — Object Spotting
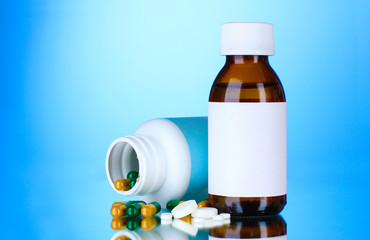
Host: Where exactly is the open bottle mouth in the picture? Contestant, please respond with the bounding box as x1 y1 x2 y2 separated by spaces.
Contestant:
106 137 142 195
106 135 167 197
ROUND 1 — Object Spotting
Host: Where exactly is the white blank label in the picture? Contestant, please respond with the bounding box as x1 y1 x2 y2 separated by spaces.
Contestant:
208 102 287 197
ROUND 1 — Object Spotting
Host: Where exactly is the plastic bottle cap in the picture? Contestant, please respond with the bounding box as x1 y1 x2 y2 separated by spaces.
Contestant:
220 22 274 56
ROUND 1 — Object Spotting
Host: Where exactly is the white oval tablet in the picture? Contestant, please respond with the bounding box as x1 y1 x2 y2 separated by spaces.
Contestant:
191 207 218 218
171 200 198 219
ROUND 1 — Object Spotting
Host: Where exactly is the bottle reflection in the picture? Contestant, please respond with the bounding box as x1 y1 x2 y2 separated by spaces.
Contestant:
209 215 286 239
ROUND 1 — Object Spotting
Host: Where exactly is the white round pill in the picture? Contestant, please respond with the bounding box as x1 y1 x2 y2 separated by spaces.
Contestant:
220 213 231 219
191 207 218 218
171 200 198 219
213 215 224 221
161 212 173 220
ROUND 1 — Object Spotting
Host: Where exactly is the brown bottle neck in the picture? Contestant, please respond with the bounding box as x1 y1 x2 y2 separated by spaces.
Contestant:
225 55 270 65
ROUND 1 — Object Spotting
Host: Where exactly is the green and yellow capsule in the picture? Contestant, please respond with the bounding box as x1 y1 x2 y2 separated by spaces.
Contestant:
198 199 211 208
166 200 185 211
127 171 139 180
127 202 146 217
128 179 137 189
112 201 127 207
111 201 145 217
141 202 161 217
114 179 131 191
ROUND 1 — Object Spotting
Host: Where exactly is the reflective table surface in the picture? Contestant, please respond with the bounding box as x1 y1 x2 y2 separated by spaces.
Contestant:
109 213 286 240
3 174 367 239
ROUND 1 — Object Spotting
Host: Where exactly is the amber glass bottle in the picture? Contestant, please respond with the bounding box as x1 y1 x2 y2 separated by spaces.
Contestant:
209 215 287 239
208 23 286 216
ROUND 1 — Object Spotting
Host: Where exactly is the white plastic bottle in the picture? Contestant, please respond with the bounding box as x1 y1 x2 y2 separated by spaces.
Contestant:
106 117 208 206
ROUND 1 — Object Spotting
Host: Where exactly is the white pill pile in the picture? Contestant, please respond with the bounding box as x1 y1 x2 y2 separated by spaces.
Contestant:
158 199 232 230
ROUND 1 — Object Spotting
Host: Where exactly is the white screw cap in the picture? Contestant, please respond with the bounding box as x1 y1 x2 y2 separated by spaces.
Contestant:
220 22 274 56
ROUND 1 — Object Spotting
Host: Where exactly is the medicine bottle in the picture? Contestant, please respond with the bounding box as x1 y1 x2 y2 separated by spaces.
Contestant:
106 117 208 206
209 215 287 239
208 23 287 215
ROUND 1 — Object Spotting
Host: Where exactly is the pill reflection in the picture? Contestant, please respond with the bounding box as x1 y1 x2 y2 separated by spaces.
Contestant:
111 217 127 230
141 216 160 231
109 203 286 239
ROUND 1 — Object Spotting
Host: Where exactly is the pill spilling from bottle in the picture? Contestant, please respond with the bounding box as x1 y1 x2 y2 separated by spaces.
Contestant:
114 171 139 191
127 171 139 180
114 179 130 191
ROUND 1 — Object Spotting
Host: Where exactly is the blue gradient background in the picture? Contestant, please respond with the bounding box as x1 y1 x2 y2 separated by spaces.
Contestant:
1 0 369 239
